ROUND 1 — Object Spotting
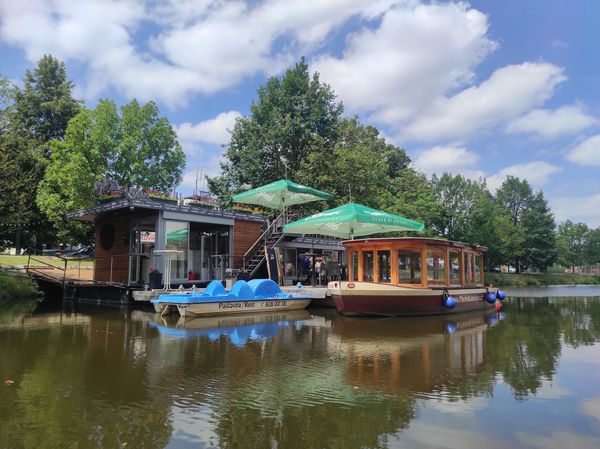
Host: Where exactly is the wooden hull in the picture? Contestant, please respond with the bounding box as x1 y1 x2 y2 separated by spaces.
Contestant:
176 298 312 318
328 281 496 317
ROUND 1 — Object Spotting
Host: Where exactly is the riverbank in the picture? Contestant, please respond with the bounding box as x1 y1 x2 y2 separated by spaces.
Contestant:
486 271 600 287
0 272 41 303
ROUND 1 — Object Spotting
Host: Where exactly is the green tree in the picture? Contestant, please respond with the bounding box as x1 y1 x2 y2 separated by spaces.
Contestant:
431 173 487 241
521 191 557 271
37 99 185 241
556 220 589 272
297 117 398 208
495 176 535 272
1 56 81 251
13 54 81 154
208 58 343 204
586 227 600 266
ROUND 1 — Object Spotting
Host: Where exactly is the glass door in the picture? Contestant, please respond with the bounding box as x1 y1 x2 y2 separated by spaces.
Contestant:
165 220 189 280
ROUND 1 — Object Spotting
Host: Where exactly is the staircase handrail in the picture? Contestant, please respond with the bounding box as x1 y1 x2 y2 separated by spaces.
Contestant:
243 209 287 259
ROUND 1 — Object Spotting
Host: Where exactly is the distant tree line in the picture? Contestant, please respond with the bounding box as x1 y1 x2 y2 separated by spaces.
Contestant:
1 55 598 273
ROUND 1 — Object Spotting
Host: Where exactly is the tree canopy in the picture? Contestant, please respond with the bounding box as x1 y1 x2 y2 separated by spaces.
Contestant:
37 98 185 240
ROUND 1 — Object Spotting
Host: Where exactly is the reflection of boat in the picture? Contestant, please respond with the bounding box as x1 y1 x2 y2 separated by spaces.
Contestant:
328 237 506 316
150 309 311 346
152 279 311 317
329 310 504 395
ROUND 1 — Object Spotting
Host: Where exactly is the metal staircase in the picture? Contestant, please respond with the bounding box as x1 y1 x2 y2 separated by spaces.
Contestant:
242 210 288 278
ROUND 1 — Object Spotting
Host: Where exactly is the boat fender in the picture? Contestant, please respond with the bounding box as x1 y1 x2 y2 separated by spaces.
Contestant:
496 290 506 301
445 322 457 334
485 292 496 304
442 291 457 309
495 302 502 312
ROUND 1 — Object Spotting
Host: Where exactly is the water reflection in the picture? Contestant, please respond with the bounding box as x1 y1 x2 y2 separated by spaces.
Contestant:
0 296 599 448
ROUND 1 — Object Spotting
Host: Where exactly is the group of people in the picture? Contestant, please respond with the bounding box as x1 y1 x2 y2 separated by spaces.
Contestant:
299 254 334 286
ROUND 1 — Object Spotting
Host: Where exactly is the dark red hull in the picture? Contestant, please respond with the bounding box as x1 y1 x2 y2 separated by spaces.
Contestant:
331 293 495 317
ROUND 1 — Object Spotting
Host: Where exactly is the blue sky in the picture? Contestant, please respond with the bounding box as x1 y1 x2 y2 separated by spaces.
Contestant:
1 0 599 226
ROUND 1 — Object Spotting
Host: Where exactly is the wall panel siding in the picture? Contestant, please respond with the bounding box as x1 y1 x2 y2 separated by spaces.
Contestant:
232 219 263 269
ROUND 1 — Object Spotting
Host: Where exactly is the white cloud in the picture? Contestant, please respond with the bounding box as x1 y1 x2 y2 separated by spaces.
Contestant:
402 62 566 141
0 0 401 105
314 2 497 123
566 134 600 166
414 145 484 179
553 193 600 227
506 105 597 139
176 111 242 146
515 431 600 449
486 161 562 191
581 397 600 425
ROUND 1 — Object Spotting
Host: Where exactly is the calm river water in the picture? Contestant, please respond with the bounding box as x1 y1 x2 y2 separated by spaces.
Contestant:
1 286 600 449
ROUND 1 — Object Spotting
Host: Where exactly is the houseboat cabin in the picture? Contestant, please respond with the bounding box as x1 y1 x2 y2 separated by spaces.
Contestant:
328 237 504 316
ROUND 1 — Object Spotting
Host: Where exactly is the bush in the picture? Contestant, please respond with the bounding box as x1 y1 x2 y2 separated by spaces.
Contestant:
484 271 600 287
0 272 41 303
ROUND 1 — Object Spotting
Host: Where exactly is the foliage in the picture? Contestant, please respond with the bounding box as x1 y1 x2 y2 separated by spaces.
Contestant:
587 227 600 265
485 271 600 286
0 272 41 302
1 56 81 251
208 58 343 205
556 220 589 270
521 191 557 271
37 99 185 241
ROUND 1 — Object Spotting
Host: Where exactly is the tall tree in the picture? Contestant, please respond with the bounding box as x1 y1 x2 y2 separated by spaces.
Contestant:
208 58 343 204
297 117 400 208
37 99 185 241
556 220 589 272
586 227 600 266
521 191 557 271
495 176 535 272
2 56 81 251
13 54 81 154
431 173 487 242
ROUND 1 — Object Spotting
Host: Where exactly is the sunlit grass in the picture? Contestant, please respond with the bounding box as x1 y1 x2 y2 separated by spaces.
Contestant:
0 255 93 269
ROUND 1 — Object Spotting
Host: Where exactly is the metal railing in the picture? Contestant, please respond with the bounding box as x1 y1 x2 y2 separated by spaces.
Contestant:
242 209 287 271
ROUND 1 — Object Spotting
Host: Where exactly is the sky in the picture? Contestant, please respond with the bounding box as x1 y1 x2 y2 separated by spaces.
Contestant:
1 0 599 226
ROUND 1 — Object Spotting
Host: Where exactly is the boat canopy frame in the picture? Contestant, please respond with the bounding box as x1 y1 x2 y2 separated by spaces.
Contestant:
343 237 486 289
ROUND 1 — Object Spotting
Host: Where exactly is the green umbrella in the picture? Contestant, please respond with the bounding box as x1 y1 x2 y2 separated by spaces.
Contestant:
282 202 425 239
232 179 334 209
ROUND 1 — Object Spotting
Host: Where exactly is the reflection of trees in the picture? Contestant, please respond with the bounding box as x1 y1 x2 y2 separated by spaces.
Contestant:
0 309 173 449
486 297 600 399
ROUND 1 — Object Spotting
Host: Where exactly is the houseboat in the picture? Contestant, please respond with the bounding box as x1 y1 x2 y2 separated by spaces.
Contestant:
327 237 505 316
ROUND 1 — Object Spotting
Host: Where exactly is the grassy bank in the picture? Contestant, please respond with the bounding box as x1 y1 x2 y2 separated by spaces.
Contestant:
0 255 93 269
485 272 600 287
0 272 42 303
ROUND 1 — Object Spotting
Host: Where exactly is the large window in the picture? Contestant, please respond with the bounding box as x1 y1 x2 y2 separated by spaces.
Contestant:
426 248 445 285
378 250 391 283
397 250 421 284
351 251 359 281
362 251 374 282
449 251 461 285
474 254 482 284
165 220 188 279
464 252 475 284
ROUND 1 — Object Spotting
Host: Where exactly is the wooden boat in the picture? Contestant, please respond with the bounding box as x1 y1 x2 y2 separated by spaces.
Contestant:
152 279 312 318
327 237 505 316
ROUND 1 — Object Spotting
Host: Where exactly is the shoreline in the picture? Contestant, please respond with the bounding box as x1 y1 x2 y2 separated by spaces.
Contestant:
486 272 600 287
0 272 42 304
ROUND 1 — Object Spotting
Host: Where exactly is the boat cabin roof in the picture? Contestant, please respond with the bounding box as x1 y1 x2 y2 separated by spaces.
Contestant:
342 237 486 253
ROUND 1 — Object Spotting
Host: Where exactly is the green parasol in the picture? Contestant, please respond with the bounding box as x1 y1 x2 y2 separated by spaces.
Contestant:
282 202 425 239
232 179 334 209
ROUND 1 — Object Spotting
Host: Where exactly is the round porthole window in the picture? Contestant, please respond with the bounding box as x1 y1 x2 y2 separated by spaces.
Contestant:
99 224 115 250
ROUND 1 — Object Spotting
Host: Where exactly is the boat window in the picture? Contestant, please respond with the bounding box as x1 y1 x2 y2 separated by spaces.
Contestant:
164 220 189 279
465 252 475 284
397 250 421 284
351 251 359 281
378 250 391 283
426 248 445 285
474 254 482 283
362 251 374 282
449 251 461 285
